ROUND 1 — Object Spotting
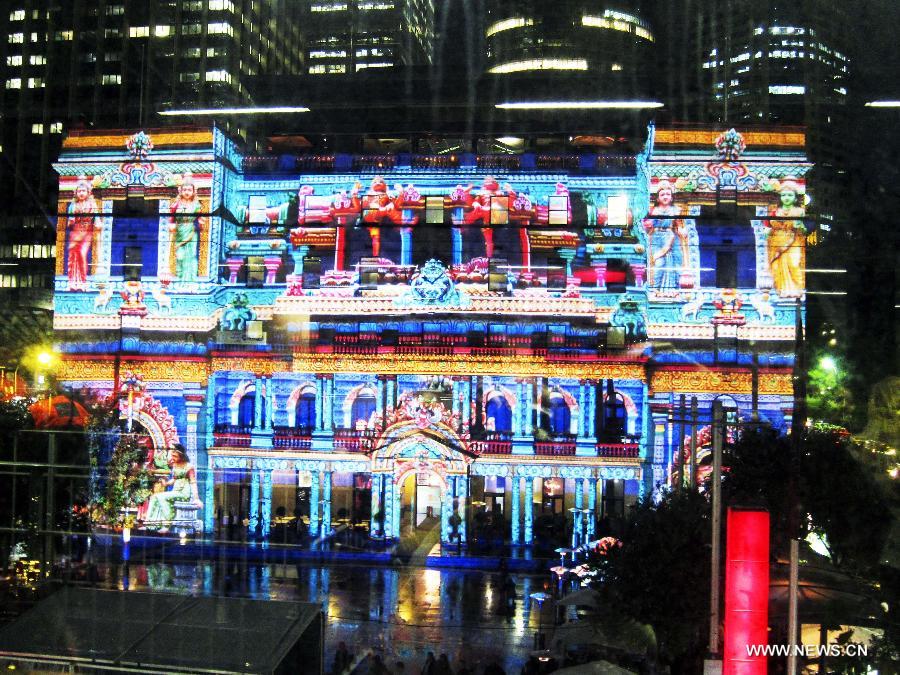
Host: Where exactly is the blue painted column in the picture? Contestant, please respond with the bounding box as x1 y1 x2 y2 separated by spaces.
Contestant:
524 477 534 544
524 381 535 436
324 377 334 430
456 475 468 545
572 478 584 548
577 383 587 437
441 479 453 544
513 381 523 436
370 473 383 538
586 382 597 439
510 475 521 544
391 477 401 539
375 378 384 417
462 379 471 428
384 476 395 539
587 477 598 539
451 228 462 265
310 470 320 537
321 470 332 537
400 228 412 265
260 470 273 538
204 456 216 533
248 467 260 535
386 376 396 413
266 378 274 429
253 377 263 430
315 375 325 432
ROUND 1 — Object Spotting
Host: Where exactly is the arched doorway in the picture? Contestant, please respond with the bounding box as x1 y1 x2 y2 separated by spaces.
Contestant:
398 469 443 535
370 416 473 546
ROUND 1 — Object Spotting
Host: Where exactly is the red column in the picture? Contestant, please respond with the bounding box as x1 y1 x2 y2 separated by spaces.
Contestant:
724 508 770 675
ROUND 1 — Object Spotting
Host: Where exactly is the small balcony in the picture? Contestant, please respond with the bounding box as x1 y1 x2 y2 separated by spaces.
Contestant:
470 431 513 455
272 426 313 449
333 428 377 453
534 434 578 457
213 424 252 447
597 442 641 459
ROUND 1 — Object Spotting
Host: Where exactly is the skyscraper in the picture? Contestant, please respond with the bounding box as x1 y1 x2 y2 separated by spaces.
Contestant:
483 0 656 103
303 0 435 75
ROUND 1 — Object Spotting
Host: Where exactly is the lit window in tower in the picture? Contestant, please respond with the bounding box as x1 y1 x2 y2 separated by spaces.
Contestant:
582 11 654 42
27 77 43 88
9 9 24 21
485 17 534 37
55 31 73 41
311 3 348 11
359 1 394 9
6 55 21 66
129 26 150 38
155 25 172 37
488 58 588 74
208 23 234 36
5 78 21 89
9 33 23 44
310 50 347 59
356 62 393 71
209 0 235 10
769 85 805 95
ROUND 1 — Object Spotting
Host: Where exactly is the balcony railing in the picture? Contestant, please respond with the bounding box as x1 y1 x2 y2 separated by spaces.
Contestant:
333 428 377 453
212 424 252 447
597 443 640 459
534 442 577 456
272 426 313 449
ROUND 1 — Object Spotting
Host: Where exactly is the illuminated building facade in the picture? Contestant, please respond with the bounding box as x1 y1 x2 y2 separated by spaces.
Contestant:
303 0 435 75
52 125 807 548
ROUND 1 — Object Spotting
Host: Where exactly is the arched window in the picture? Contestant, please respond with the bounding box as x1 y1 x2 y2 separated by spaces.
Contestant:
485 393 512 433
295 391 316 431
603 393 627 438
547 393 571 435
351 390 377 427
238 392 255 428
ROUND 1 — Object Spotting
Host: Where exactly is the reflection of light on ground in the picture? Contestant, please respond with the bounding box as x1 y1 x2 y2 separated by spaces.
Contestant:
422 568 441 604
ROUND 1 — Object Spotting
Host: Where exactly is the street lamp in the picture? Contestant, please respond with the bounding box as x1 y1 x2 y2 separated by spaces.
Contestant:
530 591 551 650
819 355 838 373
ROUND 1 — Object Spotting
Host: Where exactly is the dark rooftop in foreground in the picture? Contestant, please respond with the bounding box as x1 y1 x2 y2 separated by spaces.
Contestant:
0 586 324 674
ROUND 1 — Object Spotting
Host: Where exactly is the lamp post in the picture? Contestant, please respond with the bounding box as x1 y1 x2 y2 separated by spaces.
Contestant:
37 351 53 414
530 591 551 651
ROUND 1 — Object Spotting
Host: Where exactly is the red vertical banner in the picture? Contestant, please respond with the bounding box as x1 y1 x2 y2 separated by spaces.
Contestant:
724 508 770 675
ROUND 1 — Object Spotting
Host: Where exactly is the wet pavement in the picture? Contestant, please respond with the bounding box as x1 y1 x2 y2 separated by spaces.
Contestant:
91 560 557 673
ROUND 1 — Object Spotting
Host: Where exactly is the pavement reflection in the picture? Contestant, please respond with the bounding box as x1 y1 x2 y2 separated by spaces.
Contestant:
95 561 554 673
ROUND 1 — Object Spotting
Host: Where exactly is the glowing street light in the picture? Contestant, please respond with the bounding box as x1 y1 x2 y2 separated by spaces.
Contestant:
819 355 838 373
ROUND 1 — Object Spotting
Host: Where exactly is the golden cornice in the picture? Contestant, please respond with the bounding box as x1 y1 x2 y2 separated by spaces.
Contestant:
650 369 792 395
62 130 214 150
653 129 806 148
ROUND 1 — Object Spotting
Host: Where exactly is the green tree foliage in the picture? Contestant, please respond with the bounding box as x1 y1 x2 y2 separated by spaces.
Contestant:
724 426 892 572
807 350 855 429
0 397 33 432
94 434 152 526
590 490 711 672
